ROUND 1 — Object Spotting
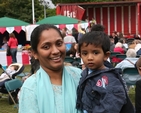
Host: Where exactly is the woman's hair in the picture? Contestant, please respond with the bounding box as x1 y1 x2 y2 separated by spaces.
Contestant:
126 49 137 58
78 31 110 54
9 33 16 38
30 24 63 53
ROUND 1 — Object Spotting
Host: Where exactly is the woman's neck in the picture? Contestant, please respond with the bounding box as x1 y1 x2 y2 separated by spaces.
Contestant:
44 67 63 85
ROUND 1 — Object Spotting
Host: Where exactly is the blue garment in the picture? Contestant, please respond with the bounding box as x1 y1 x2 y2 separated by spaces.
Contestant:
19 66 82 113
137 48 141 56
115 58 138 70
10 48 17 63
76 68 127 113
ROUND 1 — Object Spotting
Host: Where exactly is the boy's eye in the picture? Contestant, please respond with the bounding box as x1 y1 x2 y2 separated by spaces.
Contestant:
93 51 99 54
81 52 87 56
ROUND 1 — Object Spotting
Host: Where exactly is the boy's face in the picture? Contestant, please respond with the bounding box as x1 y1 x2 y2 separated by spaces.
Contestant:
80 43 110 70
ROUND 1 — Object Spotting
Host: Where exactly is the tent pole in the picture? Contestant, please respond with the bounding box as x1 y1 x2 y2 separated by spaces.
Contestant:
32 0 35 24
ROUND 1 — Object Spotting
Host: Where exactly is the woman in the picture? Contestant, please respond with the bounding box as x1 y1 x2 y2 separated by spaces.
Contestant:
77 20 85 41
8 33 18 63
18 24 81 113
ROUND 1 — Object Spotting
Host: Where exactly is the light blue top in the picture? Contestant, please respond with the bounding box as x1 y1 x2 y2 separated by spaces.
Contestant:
18 66 82 113
115 58 139 70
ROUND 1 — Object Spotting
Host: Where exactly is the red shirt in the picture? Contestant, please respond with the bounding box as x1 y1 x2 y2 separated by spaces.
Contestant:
8 37 18 48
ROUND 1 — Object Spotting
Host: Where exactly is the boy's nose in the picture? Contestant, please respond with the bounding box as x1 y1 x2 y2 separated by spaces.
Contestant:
87 54 93 60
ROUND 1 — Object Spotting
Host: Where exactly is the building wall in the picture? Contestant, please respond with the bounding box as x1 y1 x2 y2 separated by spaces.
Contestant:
85 4 138 36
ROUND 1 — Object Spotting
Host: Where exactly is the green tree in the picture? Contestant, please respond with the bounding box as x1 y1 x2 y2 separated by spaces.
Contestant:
0 0 44 23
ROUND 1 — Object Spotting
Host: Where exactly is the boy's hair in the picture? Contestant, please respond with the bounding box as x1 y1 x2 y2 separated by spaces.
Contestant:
78 31 110 54
91 24 105 32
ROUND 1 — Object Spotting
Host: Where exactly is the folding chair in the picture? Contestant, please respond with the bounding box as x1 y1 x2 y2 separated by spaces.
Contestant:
122 67 141 86
4 78 23 108
110 52 121 66
64 56 75 63
116 54 126 60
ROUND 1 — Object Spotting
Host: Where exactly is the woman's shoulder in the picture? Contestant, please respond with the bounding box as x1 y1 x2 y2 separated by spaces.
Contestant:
65 66 82 73
21 74 37 91
65 66 82 77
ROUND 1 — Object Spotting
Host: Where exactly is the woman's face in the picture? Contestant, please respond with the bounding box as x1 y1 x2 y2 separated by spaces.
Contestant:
34 28 66 71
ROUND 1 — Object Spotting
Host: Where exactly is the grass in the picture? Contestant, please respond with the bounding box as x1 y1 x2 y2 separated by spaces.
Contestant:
0 65 31 113
0 65 136 113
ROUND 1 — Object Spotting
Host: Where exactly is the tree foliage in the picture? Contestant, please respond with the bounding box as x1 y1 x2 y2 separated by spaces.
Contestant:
52 0 113 5
0 0 56 23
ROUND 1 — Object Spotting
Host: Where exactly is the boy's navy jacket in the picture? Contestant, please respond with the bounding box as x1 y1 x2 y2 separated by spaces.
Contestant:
76 68 135 113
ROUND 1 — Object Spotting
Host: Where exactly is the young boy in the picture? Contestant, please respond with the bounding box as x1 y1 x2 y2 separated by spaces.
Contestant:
76 31 134 113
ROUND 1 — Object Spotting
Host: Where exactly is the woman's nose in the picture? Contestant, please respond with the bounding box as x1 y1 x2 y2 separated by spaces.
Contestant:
51 45 59 54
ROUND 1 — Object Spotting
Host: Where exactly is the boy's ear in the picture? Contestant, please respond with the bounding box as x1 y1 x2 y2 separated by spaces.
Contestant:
104 51 110 61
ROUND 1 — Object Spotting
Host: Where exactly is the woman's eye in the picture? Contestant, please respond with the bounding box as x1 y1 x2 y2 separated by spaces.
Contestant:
57 41 63 46
43 45 50 49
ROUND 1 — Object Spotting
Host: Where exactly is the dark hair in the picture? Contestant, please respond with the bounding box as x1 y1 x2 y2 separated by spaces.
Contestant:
78 31 110 54
66 43 76 57
30 24 63 53
91 24 105 32
9 33 16 38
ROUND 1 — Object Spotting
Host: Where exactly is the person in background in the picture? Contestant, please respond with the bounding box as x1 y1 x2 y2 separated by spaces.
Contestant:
22 47 40 81
90 17 97 25
127 38 136 49
8 33 18 63
63 30 76 44
114 42 125 54
19 24 82 113
119 38 128 52
72 27 79 43
115 49 138 70
66 43 78 57
85 16 89 22
112 31 119 44
78 20 85 41
135 43 141 56
61 27 67 38
0 65 19 82
135 56 141 113
109 35 115 52
1 37 8 50
76 31 134 113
